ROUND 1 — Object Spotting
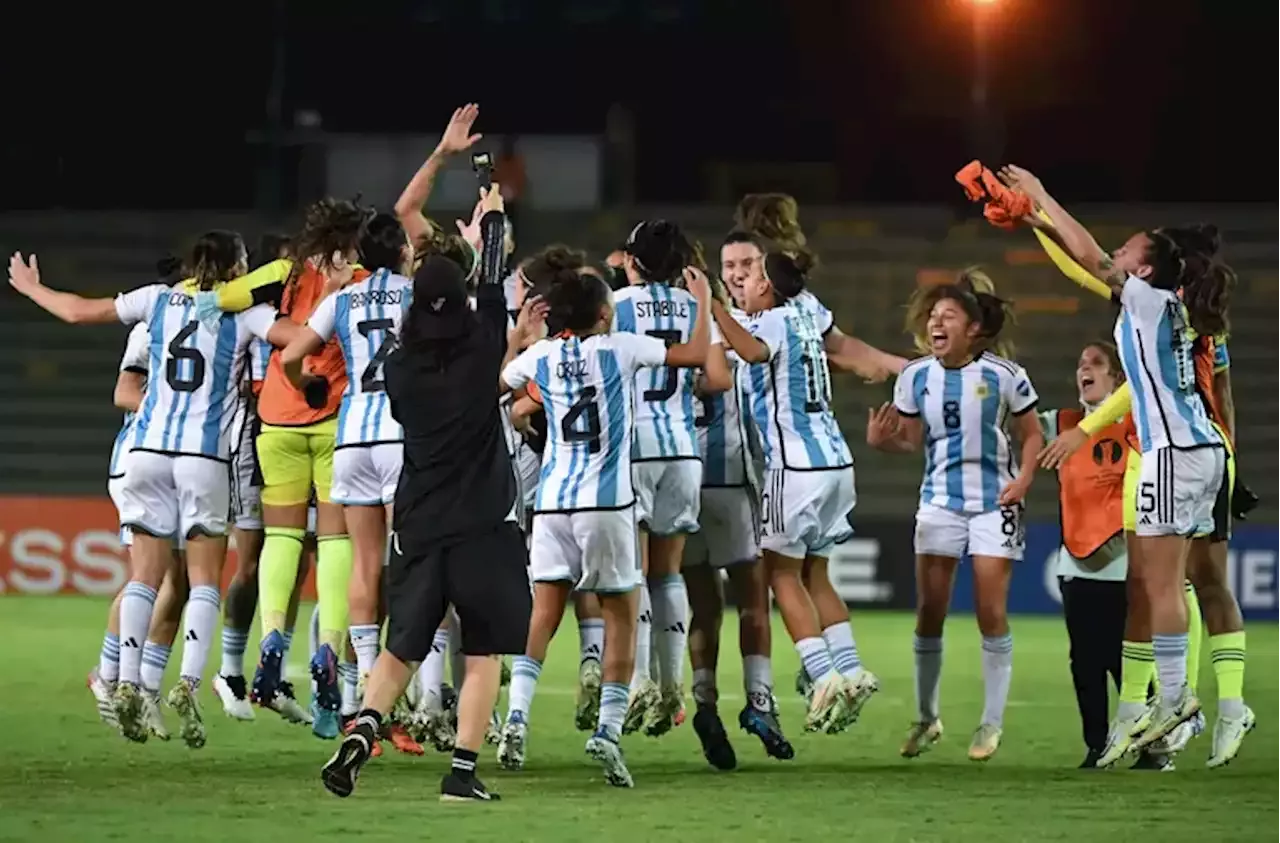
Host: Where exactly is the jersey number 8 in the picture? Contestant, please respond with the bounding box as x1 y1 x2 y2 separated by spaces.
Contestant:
562 386 602 453
165 321 206 393
942 400 962 430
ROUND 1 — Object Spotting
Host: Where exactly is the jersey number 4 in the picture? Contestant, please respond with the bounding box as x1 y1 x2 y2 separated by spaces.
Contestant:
643 329 681 402
357 318 398 394
562 386 602 453
165 321 206 393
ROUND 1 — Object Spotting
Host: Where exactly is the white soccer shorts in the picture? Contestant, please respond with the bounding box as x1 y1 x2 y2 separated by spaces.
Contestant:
759 467 855 560
332 443 403 507
633 460 702 536
528 506 641 593
118 451 230 541
1134 445 1225 538
913 502 1025 561
683 486 760 569
230 414 263 530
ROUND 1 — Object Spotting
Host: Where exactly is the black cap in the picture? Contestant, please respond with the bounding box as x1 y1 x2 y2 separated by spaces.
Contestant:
411 255 470 339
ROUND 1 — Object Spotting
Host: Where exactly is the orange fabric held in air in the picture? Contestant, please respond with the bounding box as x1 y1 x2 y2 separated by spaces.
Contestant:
1056 408 1127 559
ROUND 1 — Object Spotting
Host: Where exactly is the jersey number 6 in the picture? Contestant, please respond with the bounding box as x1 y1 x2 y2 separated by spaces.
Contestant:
643 329 681 402
357 318 398 394
562 386 603 453
165 321 206 393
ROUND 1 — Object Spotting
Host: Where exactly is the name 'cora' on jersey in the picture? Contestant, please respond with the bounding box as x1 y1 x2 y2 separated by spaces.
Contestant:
634 299 689 320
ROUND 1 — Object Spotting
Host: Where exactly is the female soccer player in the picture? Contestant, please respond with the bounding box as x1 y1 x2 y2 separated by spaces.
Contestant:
611 220 732 737
9 231 297 747
867 279 1041 761
498 262 713 788
1002 165 1230 756
712 250 879 736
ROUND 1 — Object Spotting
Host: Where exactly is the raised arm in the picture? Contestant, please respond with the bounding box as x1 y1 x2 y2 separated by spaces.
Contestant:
710 301 769 364
1030 209 1113 301
824 327 906 382
8 253 126 324
663 267 711 368
395 104 482 248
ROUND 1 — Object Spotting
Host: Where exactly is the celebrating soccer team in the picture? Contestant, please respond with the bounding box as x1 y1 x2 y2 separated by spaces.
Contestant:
5 105 1255 801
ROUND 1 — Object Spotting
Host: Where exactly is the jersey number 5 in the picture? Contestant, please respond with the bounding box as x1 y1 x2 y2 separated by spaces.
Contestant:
562 386 602 453
357 318 398 394
643 329 681 402
165 321 206 393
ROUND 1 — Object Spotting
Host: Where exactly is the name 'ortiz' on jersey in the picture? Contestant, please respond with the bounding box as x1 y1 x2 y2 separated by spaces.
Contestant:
308 268 414 448
114 282 278 461
612 282 718 461
502 332 669 512
741 301 852 471
108 323 151 480
695 306 756 488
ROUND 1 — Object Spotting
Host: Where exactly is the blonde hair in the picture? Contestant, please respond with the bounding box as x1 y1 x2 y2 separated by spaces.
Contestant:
904 267 1016 359
734 193 818 271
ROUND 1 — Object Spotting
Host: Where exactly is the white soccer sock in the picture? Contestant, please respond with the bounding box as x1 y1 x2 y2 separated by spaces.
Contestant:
980 633 1014 727
338 661 360 716
417 628 450 711
822 622 863 677
913 635 943 722
179 584 221 687
100 632 121 684
692 667 717 707
631 585 653 685
140 641 172 693
795 637 836 684
308 603 321 661
507 656 542 721
118 581 158 686
349 624 381 679
220 625 249 678
652 575 688 689
1152 633 1189 706
742 654 774 711
597 681 629 740
578 618 605 664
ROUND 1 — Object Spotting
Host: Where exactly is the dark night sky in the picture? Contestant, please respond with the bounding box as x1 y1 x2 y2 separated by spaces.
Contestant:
2 0 1274 208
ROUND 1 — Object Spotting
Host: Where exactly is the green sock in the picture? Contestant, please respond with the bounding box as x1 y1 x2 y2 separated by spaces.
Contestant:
1119 640 1155 705
1184 581 1203 694
259 527 305 638
316 534 355 652
1209 631 1246 708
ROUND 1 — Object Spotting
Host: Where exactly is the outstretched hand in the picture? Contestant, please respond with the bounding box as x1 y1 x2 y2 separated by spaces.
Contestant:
8 252 41 297
436 104 482 156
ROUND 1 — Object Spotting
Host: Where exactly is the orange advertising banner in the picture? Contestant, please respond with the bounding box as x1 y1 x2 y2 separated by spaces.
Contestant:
0 496 317 598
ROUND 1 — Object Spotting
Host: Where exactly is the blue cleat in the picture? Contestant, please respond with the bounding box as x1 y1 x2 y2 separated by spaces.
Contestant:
740 703 795 760
251 630 285 709
310 644 342 740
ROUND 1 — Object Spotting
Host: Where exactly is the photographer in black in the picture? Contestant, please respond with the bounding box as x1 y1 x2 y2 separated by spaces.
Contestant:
321 184 544 803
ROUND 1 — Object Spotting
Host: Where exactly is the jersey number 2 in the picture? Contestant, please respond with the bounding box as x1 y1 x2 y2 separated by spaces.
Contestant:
562 386 602 453
643 329 681 402
357 318 398 394
165 321 206 393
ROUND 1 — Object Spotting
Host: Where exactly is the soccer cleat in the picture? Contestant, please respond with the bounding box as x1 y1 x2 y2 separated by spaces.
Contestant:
113 682 148 743
166 679 206 749
1095 707 1152 768
967 723 1001 761
440 772 501 802
841 669 880 725
692 705 737 771
414 707 457 753
87 669 118 728
585 729 634 788
1207 705 1256 769
574 659 602 732
269 681 313 725
389 723 425 756
622 679 660 735
486 709 502 745
1078 748 1102 769
213 674 255 721
309 644 342 740
673 700 687 728
321 729 374 798
1150 712 1200 756
1130 750 1176 771
1132 686 1200 753
343 717 382 757
739 703 795 761
644 684 684 738
496 716 528 771
142 690 170 741
795 668 814 704
251 630 285 708
900 720 944 758
803 674 846 733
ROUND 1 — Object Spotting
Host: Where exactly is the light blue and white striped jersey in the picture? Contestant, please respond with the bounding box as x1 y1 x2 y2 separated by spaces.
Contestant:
740 303 852 471
789 289 835 336
612 283 719 461
696 307 755 488
114 283 277 461
108 323 150 479
1114 275 1223 452
308 269 414 448
502 332 668 512
893 352 1038 514
248 337 272 383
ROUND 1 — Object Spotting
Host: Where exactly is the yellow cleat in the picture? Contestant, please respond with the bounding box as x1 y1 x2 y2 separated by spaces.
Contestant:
901 720 943 758
968 723 1002 762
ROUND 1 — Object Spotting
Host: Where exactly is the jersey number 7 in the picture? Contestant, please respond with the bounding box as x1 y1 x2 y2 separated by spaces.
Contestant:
643 329 681 401
562 386 602 453
357 318 398 394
